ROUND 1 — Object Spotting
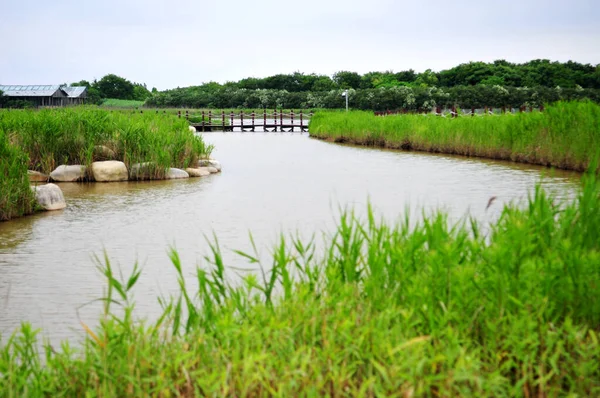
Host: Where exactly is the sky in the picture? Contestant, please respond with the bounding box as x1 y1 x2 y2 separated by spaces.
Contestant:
0 0 598 90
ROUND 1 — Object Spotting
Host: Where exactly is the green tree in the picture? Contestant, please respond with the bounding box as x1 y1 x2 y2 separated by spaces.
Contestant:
133 83 151 101
95 74 135 100
415 69 439 87
333 71 362 89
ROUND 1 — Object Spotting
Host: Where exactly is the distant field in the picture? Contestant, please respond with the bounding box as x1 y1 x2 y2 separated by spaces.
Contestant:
100 98 146 108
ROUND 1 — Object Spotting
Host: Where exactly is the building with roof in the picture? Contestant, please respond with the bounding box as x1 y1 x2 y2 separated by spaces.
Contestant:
62 86 88 105
0 85 88 107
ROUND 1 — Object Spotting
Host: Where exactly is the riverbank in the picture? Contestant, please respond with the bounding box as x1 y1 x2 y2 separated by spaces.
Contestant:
309 101 600 172
0 127 35 221
0 107 217 221
1 169 599 395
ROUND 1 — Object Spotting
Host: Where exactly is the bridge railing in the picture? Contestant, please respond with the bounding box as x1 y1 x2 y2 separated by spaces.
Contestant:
183 110 313 132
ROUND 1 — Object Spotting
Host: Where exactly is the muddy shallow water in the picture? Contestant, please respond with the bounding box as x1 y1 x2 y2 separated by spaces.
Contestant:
0 132 580 344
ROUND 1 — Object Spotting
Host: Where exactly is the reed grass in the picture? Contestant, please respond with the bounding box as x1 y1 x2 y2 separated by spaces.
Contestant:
0 127 35 221
0 107 213 177
309 101 600 171
2 169 600 395
100 98 146 108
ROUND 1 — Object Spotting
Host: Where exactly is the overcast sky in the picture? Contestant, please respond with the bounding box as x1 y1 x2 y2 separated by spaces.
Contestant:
1 0 598 90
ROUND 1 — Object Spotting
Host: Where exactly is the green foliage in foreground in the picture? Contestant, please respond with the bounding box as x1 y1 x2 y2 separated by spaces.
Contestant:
0 107 213 176
0 128 35 221
2 171 600 396
100 98 146 108
309 101 600 171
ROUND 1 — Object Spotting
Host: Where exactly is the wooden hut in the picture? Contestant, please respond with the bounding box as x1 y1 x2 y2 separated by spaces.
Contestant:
62 86 88 105
0 85 69 107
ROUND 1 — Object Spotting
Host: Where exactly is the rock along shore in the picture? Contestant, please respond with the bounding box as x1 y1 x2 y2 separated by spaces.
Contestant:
27 159 222 213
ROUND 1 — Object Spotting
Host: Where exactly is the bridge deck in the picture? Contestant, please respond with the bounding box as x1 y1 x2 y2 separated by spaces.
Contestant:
190 123 308 132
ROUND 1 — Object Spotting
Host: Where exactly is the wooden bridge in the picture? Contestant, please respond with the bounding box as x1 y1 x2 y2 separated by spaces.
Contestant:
185 110 311 132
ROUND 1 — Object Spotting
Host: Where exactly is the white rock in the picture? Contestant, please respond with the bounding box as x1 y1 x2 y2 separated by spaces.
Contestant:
28 170 49 182
49 165 86 182
207 159 222 171
165 168 189 179
188 125 197 133
91 161 129 182
32 183 66 211
206 166 218 174
196 167 215 175
185 168 211 177
197 159 210 167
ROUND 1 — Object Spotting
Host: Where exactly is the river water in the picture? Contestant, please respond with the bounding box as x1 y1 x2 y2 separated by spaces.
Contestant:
0 132 580 344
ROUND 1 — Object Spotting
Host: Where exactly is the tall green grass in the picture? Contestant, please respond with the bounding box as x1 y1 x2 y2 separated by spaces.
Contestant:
309 101 600 171
0 107 213 176
0 127 35 221
100 98 146 108
2 171 600 395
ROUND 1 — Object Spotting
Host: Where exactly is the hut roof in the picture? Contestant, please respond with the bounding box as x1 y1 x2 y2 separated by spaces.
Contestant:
0 85 65 97
62 86 87 98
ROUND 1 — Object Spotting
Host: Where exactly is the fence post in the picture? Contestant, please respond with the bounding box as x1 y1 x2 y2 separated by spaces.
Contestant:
273 108 277 132
208 110 212 126
201 111 205 131
300 110 303 128
222 110 225 130
185 110 189 120
291 109 294 131
230 111 234 131
280 109 283 130
252 111 255 131
240 110 244 132
263 109 267 131
177 110 181 118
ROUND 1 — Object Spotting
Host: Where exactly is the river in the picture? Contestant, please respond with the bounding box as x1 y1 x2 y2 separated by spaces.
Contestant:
0 132 580 345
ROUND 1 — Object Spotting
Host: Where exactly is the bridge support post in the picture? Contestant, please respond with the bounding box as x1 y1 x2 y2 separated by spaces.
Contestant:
291 110 294 132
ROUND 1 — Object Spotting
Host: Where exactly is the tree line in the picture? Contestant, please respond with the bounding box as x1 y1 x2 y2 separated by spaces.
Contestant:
144 85 600 111
2 60 599 110
205 60 600 92
145 59 600 110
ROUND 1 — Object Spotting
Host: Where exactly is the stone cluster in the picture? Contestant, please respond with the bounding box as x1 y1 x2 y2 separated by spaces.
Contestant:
28 159 222 212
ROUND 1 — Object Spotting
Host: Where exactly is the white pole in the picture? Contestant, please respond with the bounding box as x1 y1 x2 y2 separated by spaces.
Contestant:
345 90 349 112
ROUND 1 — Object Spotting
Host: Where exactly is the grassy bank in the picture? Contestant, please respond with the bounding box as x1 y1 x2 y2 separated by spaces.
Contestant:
2 171 600 395
100 98 146 108
309 101 600 172
0 127 35 221
0 107 213 175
